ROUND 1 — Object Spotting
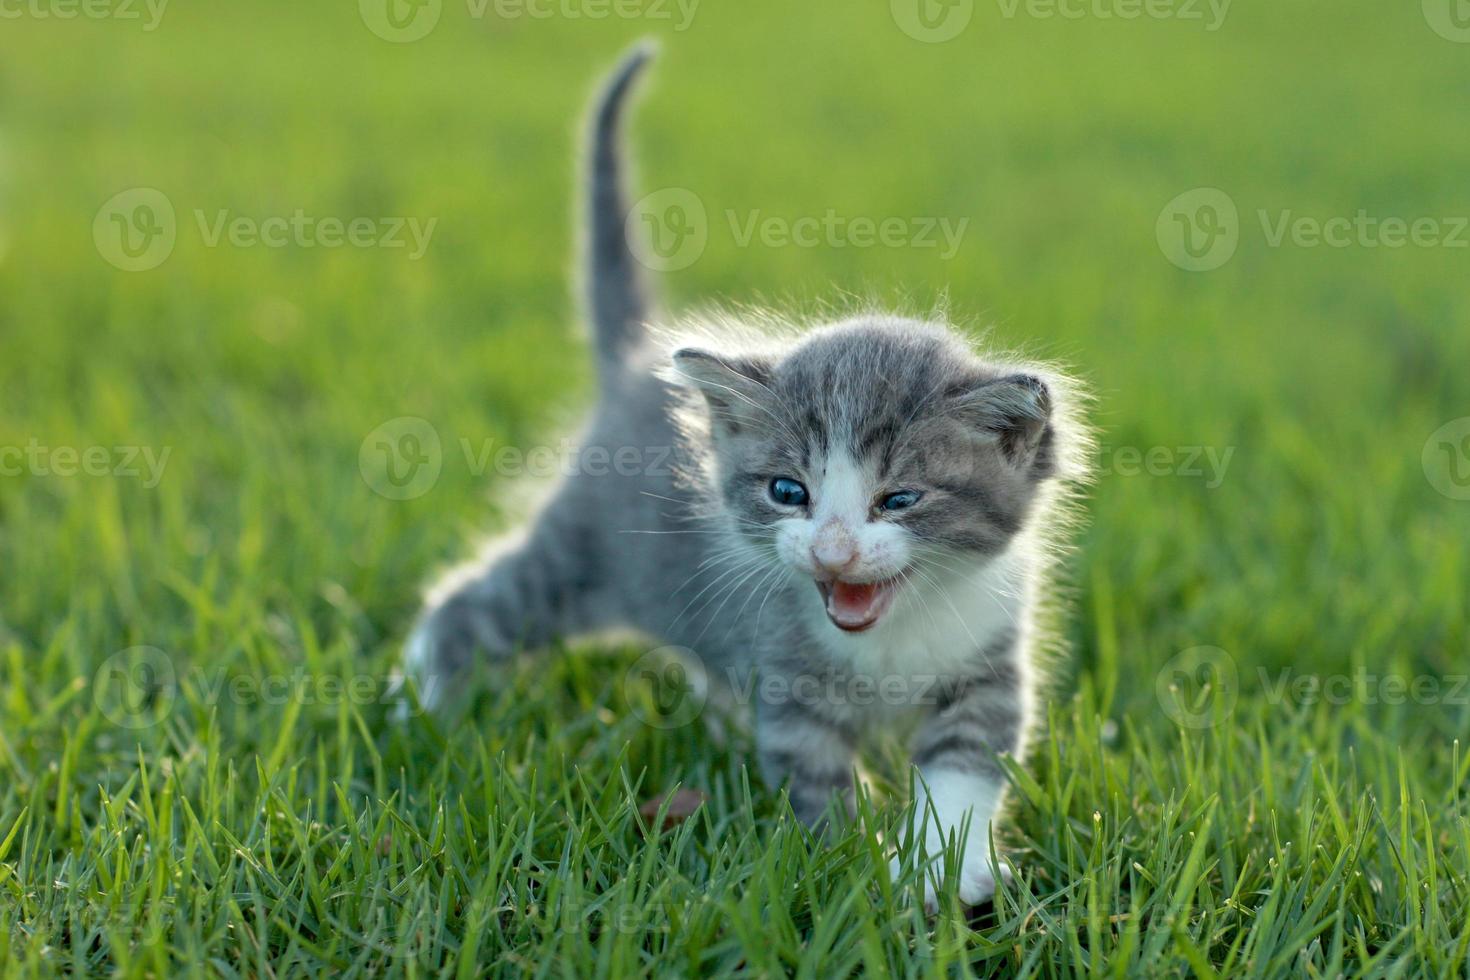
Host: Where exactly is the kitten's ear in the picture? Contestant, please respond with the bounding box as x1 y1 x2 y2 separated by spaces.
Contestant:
951 373 1054 474
671 348 775 435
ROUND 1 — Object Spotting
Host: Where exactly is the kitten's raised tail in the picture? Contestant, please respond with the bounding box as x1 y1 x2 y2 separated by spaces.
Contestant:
585 41 657 379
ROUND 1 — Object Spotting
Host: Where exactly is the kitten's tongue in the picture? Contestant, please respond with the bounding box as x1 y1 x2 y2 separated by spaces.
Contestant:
823 580 895 631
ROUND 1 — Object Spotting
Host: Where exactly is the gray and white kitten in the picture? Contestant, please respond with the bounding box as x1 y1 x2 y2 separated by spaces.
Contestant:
401 45 1088 908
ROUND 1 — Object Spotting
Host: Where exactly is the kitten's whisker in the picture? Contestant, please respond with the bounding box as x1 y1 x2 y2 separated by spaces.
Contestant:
911 549 1024 604
899 566 945 637
667 553 766 630
909 547 983 580
909 553 1020 638
752 564 792 635
639 490 688 506
905 564 952 631
896 567 940 634
692 542 764 575
722 560 784 644
669 553 744 600
691 559 773 643
904 561 986 654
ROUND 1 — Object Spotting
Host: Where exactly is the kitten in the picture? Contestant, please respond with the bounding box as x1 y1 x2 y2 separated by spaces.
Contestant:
400 44 1088 909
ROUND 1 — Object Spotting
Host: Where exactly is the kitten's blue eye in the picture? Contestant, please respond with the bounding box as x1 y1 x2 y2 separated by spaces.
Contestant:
769 477 809 507
879 490 922 512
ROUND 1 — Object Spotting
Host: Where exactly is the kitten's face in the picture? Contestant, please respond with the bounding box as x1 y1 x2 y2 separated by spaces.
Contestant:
675 320 1056 635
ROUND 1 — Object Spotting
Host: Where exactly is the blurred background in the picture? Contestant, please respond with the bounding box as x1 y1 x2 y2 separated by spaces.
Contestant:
2 0 1469 969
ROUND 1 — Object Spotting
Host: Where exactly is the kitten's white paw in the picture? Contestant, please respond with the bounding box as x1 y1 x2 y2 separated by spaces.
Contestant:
890 772 1010 911
889 848 1009 912
889 801 1012 912
392 620 444 720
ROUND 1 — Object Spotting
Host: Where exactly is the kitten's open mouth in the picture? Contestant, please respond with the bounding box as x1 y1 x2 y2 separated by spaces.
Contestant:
815 578 900 633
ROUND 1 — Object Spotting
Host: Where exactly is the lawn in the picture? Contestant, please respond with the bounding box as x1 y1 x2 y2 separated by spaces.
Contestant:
2 0 1470 974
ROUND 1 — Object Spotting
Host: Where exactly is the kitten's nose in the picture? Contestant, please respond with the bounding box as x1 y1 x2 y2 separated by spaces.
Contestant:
811 521 858 576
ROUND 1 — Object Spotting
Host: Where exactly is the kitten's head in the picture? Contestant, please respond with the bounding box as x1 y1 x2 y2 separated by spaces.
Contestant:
673 317 1072 635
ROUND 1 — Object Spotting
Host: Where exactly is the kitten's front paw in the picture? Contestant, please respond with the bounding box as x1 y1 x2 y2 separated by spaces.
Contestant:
956 852 1011 906
394 602 478 718
889 838 1010 912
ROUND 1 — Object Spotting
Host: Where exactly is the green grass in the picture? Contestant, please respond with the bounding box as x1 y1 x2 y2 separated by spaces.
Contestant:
3 0 1470 974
